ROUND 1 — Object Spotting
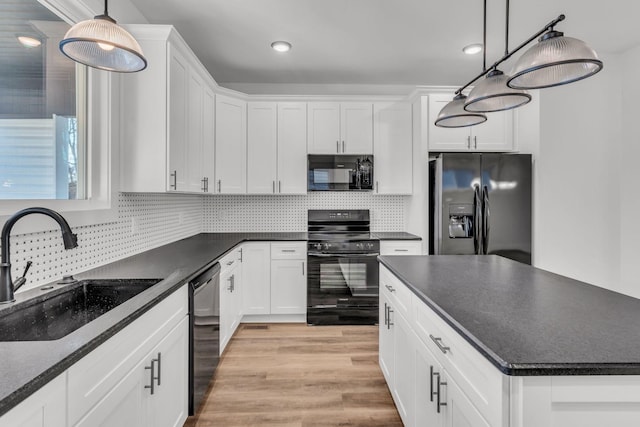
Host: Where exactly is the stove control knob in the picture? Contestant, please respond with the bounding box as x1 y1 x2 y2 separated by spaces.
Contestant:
323 243 331 250
367 242 374 249
314 243 322 250
356 243 363 250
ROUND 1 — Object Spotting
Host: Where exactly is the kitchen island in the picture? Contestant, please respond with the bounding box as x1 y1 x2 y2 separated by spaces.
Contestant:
378 255 640 427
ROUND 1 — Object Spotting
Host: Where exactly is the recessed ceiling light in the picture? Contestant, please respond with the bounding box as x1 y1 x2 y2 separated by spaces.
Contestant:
17 35 42 48
462 43 483 55
271 41 291 53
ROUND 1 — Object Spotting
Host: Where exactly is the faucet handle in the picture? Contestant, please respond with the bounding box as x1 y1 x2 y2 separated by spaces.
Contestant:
21 261 32 278
12 261 32 292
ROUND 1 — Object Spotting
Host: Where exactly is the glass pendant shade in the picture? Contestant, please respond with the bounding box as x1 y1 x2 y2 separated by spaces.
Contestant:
507 31 602 89
59 15 147 73
435 94 487 128
464 69 531 112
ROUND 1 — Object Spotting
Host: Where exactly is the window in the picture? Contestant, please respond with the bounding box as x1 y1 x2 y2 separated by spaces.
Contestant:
0 0 86 200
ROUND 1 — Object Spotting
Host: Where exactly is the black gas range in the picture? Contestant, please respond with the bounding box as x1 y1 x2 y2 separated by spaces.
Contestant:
307 210 379 325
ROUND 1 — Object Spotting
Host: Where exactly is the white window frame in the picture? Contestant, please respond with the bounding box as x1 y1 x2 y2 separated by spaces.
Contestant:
0 0 119 234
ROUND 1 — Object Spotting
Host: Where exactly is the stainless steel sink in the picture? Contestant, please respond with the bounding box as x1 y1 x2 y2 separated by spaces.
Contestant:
0 279 161 341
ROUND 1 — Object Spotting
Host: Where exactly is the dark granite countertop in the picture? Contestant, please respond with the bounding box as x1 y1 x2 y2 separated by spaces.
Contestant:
0 232 307 417
371 232 421 240
378 255 640 376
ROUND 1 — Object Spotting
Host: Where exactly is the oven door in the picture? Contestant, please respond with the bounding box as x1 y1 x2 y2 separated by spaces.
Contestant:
307 252 379 325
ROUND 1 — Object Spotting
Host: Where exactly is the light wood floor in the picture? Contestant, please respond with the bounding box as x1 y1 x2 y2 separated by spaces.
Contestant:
184 323 402 427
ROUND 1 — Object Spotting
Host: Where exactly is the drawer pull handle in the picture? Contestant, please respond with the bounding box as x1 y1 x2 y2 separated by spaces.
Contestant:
281 249 296 253
385 284 396 293
144 358 157 395
430 334 450 354
155 352 161 386
384 302 388 326
387 306 394 329
394 249 409 252
434 372 447 413
429 365 435 402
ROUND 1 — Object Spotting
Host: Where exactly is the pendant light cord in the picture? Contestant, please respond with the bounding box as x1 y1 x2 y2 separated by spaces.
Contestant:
483 0 487 72
505 0 509 56
104 0 109 16
455 13 565 95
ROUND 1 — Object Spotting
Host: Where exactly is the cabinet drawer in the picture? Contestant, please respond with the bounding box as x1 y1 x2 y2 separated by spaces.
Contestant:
68 285 188 425
380 266 412 321
380 240 422 255
412 294 507 427
219 247 242 270
271 242 306 259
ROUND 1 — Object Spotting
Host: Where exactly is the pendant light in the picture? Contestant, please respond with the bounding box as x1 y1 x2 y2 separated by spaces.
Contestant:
465 0 531 112
507 29 603 89
434 94 487 128
434 0 488 128
59 0 147 73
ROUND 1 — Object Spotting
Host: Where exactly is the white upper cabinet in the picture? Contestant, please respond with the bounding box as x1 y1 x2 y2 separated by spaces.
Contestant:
373 102 413 194
428 93 514 152
277 103 307 194
247 102 307 194
308 102 373 154
215 94 247 194
247 102 278 194
202 87 215 193
120 26 216 193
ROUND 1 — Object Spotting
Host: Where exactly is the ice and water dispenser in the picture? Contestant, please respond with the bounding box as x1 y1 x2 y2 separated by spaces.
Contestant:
448 203 474 238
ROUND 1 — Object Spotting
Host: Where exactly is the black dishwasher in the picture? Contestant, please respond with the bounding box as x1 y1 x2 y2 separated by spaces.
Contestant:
189 262 221 415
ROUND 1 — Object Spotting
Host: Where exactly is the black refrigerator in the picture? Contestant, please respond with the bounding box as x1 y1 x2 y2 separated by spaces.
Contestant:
428 153 532 264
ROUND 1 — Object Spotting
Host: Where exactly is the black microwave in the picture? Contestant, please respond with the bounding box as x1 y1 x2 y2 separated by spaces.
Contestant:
308 155 374 191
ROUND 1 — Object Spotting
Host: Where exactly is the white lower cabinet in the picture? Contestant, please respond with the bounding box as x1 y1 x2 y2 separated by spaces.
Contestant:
220 248 243 353
241 242 307 320
380 285 414 426
242 242 271 315
0 374 66 427
68 285 188 427
414 333 443 427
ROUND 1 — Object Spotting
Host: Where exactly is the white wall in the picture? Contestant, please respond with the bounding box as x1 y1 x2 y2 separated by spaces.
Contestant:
619 46 640 298
534 51 631 295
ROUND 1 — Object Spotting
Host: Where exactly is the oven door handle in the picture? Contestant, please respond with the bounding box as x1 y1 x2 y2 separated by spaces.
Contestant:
308 252 380 257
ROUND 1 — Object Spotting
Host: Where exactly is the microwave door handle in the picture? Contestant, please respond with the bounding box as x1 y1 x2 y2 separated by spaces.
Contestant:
473 185 482 255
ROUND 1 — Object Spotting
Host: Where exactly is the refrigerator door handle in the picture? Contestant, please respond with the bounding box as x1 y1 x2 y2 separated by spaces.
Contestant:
482 185 490 254
473 184 482 255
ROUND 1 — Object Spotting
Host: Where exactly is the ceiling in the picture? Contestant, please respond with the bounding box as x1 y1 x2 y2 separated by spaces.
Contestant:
128 0 640 90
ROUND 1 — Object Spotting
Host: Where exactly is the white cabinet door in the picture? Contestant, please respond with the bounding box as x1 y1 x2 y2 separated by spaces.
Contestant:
242 243 271 315
74 356 148 427
307 102 341 154
168 44 188 191
270 259 306 314
219 260 236 354
393 309 415 427
247 102 278 194
148 317 189 427
415 333 445 427
0 374 66 427
444 374 491 427
428 94 473 152
277 102 307 194
202 86 215 193
215 94 247 193
373 102 412 194
186 70 204 192
341 102 373 154
472 110 513 151
379 292 394 386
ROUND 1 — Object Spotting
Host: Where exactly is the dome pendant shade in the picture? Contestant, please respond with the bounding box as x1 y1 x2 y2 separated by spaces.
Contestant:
59 14 147 73
507 31 602 89
435 94 487 128
464 69 531 112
